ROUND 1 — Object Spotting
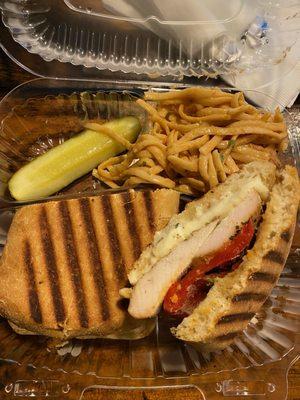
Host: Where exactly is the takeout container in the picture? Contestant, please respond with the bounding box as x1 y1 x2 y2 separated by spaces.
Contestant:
0 1 300 398
0 83 149 205
0 77 299 399
0 0 299 78
0 78 299 206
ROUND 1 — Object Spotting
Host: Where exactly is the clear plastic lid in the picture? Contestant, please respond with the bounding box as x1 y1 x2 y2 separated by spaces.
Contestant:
64 0 245 24
0 0 299 79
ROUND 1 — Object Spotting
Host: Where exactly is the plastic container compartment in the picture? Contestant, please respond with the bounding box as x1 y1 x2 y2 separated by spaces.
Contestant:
0 80 151 206
0 78 299 399
0 0 299 77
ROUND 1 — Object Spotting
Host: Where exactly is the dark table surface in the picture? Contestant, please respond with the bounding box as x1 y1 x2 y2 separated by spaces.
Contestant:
0 46 299 400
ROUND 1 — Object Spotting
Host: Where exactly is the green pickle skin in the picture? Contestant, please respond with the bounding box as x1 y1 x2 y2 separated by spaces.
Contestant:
9 116 141 201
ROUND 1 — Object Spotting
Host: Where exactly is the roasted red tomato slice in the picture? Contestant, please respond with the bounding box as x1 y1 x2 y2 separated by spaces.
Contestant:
163 220 254 316
163 275 211 317
191 219 255 271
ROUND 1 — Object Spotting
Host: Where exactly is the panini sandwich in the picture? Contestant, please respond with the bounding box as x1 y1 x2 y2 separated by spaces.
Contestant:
0 188 179 339
126 161 299 350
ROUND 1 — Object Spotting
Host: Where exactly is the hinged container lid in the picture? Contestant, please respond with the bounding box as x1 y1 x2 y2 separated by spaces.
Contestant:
0 0 299 81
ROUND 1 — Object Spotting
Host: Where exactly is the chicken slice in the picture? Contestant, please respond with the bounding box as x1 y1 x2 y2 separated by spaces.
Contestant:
195 189 261 258
128 220 219 319
128 190 261 319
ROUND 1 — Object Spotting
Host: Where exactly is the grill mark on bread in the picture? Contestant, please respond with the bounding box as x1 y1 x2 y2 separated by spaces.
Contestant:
215 331 242 341
121 192 141 261
217 312 255 324
58 201 88 328
100 195 125 283
232 293 267 303
78 198 110 321
249 272 277 283
280 229 291 243
39 207 65 324
263 250 285 264
144 191 155 233
23 241 42 324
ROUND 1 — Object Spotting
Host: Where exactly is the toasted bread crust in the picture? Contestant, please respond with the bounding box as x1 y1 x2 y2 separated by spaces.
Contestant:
172 166 299 350
0 189 179 339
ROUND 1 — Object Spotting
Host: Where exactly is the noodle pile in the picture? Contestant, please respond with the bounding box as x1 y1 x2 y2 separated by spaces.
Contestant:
91 87 287 195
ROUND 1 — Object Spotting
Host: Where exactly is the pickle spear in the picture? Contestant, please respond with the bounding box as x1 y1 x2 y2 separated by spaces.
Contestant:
9 116 141 201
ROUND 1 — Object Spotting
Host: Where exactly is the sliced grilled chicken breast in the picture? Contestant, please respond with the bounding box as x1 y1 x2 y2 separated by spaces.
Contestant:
128 220 218 319
195 189 261 258
128 161 276 286
129 189 262 319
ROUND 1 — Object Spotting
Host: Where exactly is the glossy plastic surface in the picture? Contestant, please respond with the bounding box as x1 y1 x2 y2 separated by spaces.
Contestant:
0 0 299 77
0 352 298 399
0 79 299 400
65 0 245 23
0 232 298 399
0 81 149 205
0 78 298 204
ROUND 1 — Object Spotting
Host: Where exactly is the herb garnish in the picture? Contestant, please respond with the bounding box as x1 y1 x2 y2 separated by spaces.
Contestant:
206 277 216 284
228 139 236 148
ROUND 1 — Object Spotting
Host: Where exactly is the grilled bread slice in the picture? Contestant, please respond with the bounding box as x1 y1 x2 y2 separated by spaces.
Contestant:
0 188 179 339
172 165 299 350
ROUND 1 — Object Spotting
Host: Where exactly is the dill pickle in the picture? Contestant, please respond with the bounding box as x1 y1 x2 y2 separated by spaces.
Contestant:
9 116 141 201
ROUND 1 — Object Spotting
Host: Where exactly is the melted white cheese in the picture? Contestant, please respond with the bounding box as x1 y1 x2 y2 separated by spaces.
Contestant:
152 175 269 259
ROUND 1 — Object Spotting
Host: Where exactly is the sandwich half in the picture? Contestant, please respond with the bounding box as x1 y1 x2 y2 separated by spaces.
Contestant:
0 188 179 339
126 161 299 350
